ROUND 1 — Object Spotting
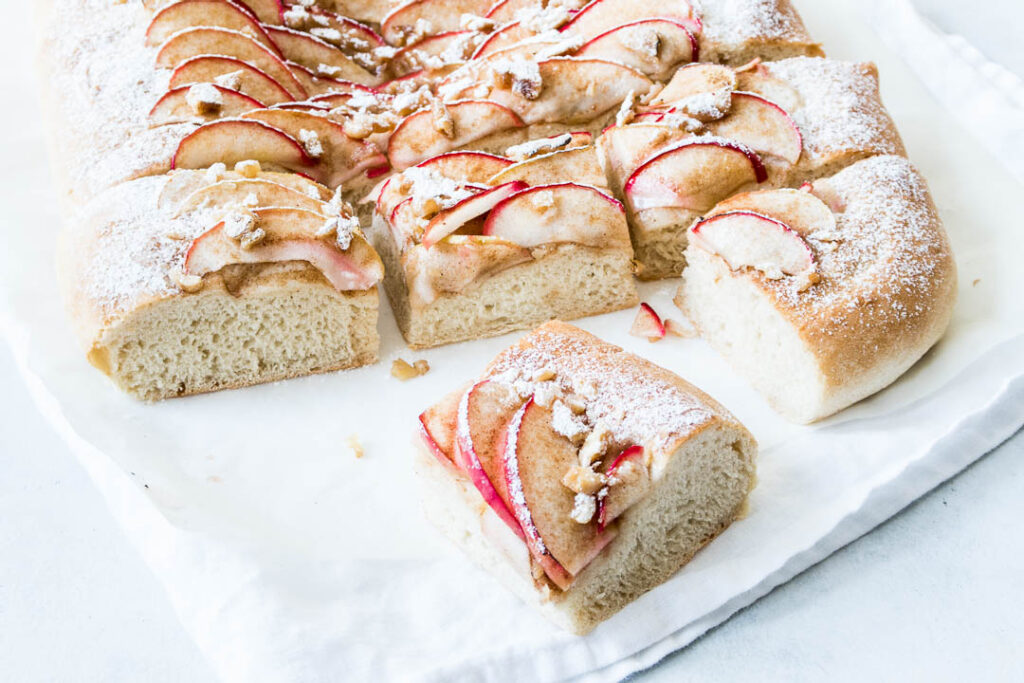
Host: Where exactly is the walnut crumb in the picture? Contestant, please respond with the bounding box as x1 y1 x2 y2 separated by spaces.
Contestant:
234 160 261 178
345 434 364 459
391 358 430 380
562 465 605 495
578 421 613 466
170 268 204 293
431 98 455 138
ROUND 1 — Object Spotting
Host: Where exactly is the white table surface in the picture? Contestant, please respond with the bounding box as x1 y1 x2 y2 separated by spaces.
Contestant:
3 1 1022 681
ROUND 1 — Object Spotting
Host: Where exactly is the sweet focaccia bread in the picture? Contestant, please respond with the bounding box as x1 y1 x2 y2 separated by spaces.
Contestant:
417 321 757 633
57 167 384 400
369 134 637 348
675 155 957 423
599 57 905 279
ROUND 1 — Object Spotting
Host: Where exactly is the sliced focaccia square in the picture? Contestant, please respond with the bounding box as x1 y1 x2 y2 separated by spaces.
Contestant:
675 155 956 423
369 136 637 348
599 57 905 279
416 320 757 634
57 166 384 400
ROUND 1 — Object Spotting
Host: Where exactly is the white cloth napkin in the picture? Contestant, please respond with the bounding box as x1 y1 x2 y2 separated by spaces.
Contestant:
3 1 1024 682
864 0 1024 185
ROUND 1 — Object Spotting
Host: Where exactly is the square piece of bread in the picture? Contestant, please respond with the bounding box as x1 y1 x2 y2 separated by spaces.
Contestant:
416 321 757 634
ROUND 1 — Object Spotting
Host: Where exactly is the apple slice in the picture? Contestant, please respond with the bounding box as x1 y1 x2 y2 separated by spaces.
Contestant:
482 183 629 248
707 91 802 165
737 67 802 114
648 63 736 109
387 100 525 170
470 21 531 59
485 0 532 24
373 152 511 219
561 0 699 41
624 139 767 213
169 56 295 106
149 85 264 125
171 118 316 175
421 181 528 248
481 57 653 125
284 61 372 97
184 207 383 290
454 381 527 538
575 19 697 79
236 0 283 24
689 210 815 277
146 0 275 48
416 151 513 183
597 445 647 530
315 0 392 24
157 169 331 209
629 302 664 341
709 188 836 236
173 178 328 216
381 0 493 45
305 6 386 48
597 122 688 192
501 398 617 583
155 27 307 99
240 108 386 187
487 145 606 188
419 387 465 470
262 25 380 86
406 234 531 302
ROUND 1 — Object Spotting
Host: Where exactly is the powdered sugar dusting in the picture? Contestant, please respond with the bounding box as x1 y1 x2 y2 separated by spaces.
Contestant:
40 0 189 203
765 156 951 327
766 57 903 162
486 325 715 456
694 0 809 43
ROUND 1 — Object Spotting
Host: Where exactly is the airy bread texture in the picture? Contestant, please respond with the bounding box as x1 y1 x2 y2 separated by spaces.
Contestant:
58 173 381 400
676 156 957 423
78 270 378 401
374 216 638 348
417 321 757 633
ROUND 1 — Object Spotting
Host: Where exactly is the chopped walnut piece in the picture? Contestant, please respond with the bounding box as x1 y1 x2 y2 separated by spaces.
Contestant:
569 492 596 524
204 162 227 183
214 70 243 91
430 98 455 137
391 357 430 380
562 465 605 495
238 227 266 250
170 268 204 293
532 367 556 381
795 269 822 292
533 381 559 407
615 90 637 127
297 129 324 158
185 83 223 115
222 210 256 239
345 434 364 459
623 28 660 57
234 160 261 178
578 421 613 466
460 13 495 32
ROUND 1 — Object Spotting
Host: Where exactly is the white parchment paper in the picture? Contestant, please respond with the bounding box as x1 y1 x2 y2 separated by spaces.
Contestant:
4 1 1023 681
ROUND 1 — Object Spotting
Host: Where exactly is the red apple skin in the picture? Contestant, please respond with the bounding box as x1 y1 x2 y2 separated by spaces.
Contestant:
597 445 643 531
145 0 276 48
623 139 768 213
169 56 295 106
629 302 665 340
454 382 526 540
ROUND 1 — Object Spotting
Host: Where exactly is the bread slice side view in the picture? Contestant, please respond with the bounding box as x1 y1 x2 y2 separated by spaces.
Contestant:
58 170 384 400
370 144 638 348
416 321 757 633
675 155 957 423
